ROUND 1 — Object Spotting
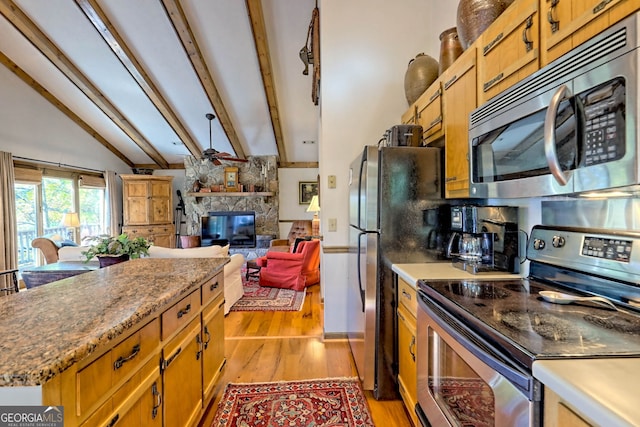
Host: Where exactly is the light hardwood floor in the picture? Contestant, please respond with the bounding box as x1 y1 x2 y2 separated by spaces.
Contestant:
198 283 413 427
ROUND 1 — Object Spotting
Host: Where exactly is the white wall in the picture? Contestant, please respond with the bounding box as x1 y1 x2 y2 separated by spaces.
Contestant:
277 167 319 237
0 65 131 175
319 0 458 333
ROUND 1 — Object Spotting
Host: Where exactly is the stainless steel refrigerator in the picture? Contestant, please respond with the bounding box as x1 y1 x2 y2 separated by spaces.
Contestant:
347 145 449 400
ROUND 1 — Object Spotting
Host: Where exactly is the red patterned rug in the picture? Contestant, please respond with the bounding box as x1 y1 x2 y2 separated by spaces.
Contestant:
429 377 494 427
230 270 306 312
211 378 374 427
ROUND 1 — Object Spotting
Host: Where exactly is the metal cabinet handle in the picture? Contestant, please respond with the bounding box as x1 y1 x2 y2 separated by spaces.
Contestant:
162 347 182 370
402 289 412 301
151 381 162 419
522 15 534 52
196 334 202 360
177 303 191 318
113 344 140 370
203 326 211 350
548 0 560 33
409 336 416 362
106 414 120 427
210 281 219 291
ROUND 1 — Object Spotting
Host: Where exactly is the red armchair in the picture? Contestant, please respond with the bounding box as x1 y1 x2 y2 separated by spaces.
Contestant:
256 239 320 291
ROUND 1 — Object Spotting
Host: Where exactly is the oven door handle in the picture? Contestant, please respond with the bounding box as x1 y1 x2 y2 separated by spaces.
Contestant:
421 296 534 398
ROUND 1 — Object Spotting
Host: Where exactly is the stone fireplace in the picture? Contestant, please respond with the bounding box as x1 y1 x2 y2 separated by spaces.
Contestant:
183 155 279 248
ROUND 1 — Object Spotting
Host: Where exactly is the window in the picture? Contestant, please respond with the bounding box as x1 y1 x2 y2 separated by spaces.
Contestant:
14 167 107 268
15 183 38 268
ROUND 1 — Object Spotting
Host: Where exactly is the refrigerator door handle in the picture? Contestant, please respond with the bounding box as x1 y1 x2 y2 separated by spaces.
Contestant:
357 231 366 312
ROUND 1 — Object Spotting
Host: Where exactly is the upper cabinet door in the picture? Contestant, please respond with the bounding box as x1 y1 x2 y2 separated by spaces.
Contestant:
442 47 477 199
540 0 638 66
478 0 540 104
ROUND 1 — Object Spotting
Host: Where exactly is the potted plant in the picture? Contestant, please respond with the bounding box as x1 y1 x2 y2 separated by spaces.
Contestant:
82 233 151 267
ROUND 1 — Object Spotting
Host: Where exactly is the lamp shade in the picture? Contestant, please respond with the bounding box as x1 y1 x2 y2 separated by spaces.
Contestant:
61 212 80 228
306 195 320 213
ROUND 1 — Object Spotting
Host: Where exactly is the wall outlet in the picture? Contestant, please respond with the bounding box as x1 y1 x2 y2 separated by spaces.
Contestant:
328 218 337 232
328 175 336 189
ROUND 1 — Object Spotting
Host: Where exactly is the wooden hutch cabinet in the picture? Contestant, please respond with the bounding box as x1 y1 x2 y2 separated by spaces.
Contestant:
121 175 175 248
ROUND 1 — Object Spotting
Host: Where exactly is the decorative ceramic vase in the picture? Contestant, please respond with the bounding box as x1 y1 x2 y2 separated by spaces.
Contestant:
98 254 130 268
438 27 463 75
404 53 439 105
456 0 515 50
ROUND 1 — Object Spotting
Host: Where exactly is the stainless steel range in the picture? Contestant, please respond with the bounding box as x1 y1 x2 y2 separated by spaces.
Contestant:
416 225 640 426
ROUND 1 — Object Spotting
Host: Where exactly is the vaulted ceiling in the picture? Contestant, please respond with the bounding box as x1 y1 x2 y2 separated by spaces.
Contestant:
0 0 320 169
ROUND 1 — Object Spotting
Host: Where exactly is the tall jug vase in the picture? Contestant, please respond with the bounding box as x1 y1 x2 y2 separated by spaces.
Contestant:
438 27 463 75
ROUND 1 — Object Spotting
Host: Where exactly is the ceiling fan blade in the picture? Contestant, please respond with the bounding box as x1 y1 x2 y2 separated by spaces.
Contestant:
213 158 222 166
217 156 249 163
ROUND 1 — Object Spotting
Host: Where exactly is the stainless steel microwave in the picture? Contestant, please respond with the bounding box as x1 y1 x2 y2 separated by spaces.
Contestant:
468 11 640 199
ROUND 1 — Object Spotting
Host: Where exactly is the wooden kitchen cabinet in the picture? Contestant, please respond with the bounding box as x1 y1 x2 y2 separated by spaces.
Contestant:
478 0 539 103
401 78 443 145
540 0 638 66
162 275 225 427
397 277 418 427
544 387 594 427
202 294 225 402
121 175 174 247
441 46 477 198
162 316 203 427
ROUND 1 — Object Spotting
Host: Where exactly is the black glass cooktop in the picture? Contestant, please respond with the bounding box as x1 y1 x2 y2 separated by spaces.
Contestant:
417 278 640 369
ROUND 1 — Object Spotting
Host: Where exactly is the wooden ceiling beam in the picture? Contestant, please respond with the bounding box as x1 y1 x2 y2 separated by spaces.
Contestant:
245 0 287 163
161 0 246 159
0 51 134 167
75 0 202 160
0 0 169 169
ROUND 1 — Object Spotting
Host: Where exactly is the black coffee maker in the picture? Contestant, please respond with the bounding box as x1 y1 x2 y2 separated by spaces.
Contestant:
446 205 520 274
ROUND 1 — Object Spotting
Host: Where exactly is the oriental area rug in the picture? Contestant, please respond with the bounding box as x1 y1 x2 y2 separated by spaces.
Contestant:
211 378 375 427
230 271 305 312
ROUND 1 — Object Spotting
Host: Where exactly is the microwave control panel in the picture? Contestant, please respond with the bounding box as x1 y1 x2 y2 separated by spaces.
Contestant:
580 77 625 166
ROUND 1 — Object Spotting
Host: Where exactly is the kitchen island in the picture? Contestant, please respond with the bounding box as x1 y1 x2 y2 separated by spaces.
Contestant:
0 257 227 427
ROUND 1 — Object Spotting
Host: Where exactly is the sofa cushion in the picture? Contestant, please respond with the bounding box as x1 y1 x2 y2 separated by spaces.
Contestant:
58 246 95 262
147 244 230 258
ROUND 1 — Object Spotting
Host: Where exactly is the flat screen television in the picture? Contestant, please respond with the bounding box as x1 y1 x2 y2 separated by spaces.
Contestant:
201 211 256 248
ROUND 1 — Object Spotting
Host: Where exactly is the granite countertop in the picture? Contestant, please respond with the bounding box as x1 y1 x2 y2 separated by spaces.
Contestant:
392 262 522 288
0 258 226 387
534 358 640 427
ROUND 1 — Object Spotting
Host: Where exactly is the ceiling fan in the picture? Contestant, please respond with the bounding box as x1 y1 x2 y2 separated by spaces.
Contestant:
201 113 248 165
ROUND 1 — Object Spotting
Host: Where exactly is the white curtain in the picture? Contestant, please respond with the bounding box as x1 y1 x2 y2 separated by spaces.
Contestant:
0 152 18 291
105 170 120 237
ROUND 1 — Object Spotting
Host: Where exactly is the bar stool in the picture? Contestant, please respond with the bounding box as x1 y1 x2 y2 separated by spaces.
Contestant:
0 269 19 295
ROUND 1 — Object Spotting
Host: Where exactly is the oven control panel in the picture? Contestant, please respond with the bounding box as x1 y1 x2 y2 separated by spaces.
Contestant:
583 236 632 263
527 226 640 281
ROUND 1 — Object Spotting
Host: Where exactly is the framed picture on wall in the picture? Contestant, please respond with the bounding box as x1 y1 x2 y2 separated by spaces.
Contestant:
299 181 318 204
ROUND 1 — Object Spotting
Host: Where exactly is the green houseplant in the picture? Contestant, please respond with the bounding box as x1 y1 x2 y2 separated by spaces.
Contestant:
82 233 151 266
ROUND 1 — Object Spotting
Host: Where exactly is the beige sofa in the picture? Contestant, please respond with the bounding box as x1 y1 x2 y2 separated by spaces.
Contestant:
58 244 245 315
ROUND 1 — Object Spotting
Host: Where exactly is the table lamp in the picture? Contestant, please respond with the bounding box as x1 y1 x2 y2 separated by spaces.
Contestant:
61 212 80 242
306 195 320 235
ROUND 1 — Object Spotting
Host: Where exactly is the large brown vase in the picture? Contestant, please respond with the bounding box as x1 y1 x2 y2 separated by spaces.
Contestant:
438 27 463 75
456 0 515 50
404 53 439 105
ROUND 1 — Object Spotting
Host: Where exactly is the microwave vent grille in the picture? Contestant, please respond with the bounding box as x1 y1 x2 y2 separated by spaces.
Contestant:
470 26 629 127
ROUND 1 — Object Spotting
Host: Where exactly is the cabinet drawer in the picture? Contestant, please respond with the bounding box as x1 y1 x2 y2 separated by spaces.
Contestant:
398 278 417 317
112 319 160 385
162 290 201 340
77 319 160 416
201 274 223 307
77 352 112 416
